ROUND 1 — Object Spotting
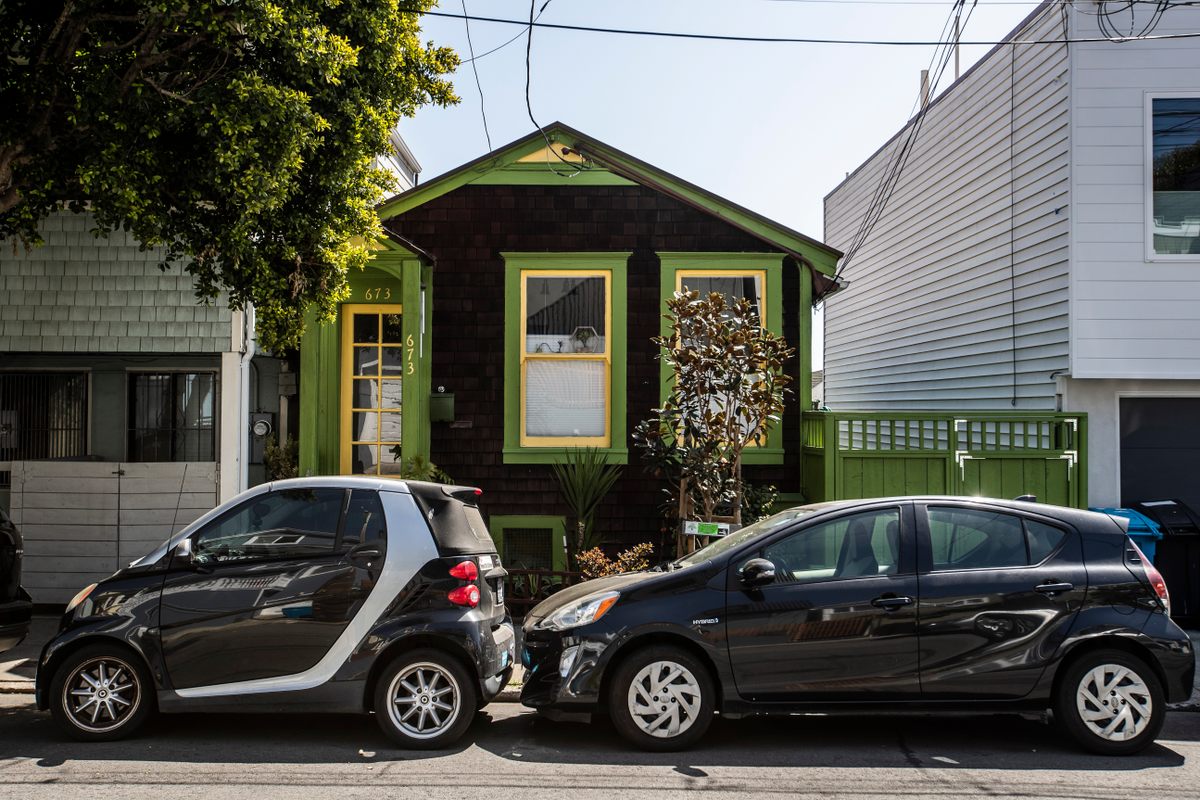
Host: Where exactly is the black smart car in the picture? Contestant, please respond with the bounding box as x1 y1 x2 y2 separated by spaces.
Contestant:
36 477 514 748
522 497 1195 754
0 507 33 653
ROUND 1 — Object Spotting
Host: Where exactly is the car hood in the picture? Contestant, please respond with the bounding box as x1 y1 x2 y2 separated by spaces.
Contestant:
525 570 664 623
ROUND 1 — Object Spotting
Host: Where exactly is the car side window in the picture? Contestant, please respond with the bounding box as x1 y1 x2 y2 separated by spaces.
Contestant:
193 488 345 563
927 507 1064 570
762 509 901 584
340 489 387 549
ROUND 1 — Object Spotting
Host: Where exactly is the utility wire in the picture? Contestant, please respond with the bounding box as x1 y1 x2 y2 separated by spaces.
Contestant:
524 0 582 175
408 8 1200 46
461 0 492 150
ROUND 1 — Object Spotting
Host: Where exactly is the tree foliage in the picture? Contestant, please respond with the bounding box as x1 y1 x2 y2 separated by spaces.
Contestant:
634 290 794 523
0 0 458 350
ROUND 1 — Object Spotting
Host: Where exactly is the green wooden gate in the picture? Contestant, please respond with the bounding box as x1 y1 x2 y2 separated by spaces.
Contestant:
802 412 1087 508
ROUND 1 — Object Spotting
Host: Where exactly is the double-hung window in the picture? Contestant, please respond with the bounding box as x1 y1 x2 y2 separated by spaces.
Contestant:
503 253 629 463
1148 94 1200 259
658 253 785 463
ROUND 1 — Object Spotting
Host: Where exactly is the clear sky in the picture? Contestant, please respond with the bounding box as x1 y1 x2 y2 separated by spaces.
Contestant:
400 0 1050 365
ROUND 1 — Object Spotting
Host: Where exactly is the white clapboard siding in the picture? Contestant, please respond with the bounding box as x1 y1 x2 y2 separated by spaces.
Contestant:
1069 5 1200 379
10 461 217 603
823 7 1070 410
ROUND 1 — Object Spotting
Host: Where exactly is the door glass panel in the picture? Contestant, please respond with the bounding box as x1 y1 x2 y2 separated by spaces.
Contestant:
351 411 378 441
382 313 404 343
354 347 379 376
193 488 344 562
762 509 901 584
524 360 605 437
381 346 405 376
353 314 379 343
380 379 402 410
351 444 380 475
524 276 607 354
928 507 1027 570
352 379 378 408
380 412 402 442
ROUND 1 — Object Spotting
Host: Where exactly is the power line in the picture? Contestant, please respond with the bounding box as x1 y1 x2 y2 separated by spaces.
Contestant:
409 8 1200 46
524 0 581 175
461 0 492 150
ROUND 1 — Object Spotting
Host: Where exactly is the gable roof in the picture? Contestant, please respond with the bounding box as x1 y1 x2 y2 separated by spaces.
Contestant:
377 123 842 294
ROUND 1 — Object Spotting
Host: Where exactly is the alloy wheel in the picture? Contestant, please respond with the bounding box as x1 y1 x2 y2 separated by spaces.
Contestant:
386 662 461 740
626 660 704 739
1075 662 1154 742
61 656 142 734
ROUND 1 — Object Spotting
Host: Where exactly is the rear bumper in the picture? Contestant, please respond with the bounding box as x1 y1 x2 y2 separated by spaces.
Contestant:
0 590 33 653
479 618 516 702
1142 614 1196 704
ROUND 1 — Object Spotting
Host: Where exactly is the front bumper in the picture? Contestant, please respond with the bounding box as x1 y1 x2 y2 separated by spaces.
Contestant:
0 590 33 653
519 624 613 709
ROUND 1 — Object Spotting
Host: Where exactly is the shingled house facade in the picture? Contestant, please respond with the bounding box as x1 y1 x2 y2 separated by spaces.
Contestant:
298 124 841 567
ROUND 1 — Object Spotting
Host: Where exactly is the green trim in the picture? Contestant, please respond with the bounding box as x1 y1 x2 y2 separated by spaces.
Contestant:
799 259 814 415
656 253 787 465
502 252 630 465
376 123 839 272
298 256 429 476
488 514 568 572
469 163 636 186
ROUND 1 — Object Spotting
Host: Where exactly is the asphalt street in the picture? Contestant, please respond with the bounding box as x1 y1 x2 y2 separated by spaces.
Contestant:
1 694 1198 800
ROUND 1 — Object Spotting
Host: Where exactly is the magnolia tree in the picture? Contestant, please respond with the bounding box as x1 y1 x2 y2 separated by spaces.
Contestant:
635 291 794 539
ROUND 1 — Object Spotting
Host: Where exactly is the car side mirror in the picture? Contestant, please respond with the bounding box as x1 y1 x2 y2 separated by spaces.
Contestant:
740 558 777 588
174 539 208 571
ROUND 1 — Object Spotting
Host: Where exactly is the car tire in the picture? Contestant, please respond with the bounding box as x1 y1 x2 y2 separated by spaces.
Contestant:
1055 648 1166 756
49 643 154 742
608 645 715 751
374 648 477 749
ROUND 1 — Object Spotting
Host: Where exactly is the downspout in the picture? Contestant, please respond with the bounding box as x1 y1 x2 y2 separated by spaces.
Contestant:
239 304 256 492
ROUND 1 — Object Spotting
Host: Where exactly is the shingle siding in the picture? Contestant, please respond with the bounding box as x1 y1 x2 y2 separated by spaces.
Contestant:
0 212 233 353
822 8 1070 410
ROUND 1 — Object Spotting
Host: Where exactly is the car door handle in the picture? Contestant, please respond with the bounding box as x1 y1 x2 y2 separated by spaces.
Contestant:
348 546 382 560
871 595 914 610
1035 582 1074 595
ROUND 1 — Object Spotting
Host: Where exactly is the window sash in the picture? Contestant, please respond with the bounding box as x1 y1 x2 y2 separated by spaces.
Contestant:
519 269 612 447
1146 93 1200 260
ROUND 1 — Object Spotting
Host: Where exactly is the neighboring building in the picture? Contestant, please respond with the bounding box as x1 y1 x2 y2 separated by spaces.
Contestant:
0 134 420 604
823 2 1200 511
298 122 841 568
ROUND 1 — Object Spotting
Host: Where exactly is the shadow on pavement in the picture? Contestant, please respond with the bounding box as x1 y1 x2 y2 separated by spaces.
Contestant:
0 697 1194 771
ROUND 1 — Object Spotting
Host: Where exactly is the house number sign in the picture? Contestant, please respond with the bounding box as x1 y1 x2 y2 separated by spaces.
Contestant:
362 287 392 301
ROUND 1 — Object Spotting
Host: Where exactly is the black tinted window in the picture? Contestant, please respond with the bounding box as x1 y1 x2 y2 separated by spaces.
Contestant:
928 507 1026 570
1026 519 1066 563
762 509 900 584
342 489 386 548
193 488 344 563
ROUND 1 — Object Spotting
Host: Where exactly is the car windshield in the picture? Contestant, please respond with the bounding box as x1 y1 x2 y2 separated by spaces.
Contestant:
674 506 822 568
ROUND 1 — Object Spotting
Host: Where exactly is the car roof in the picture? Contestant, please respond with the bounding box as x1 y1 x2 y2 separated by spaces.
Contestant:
268 475 413 493
785 496 1119 531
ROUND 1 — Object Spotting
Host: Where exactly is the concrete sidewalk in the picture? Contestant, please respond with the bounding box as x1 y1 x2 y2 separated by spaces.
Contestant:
0 614 525 700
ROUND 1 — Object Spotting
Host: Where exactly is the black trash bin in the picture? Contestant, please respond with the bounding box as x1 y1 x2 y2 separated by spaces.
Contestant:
1132 499 1200 625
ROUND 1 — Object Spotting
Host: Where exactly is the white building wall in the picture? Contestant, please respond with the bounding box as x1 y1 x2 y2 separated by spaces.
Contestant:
1069 5 1200 379
823 8 1071 410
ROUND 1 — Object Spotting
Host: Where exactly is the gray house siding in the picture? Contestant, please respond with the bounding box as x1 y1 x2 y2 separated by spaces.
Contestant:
823 7 1070 410
1 212 233 354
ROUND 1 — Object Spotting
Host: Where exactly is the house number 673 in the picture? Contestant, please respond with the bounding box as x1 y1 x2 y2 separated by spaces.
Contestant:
363 287 391 301
406 334 415 375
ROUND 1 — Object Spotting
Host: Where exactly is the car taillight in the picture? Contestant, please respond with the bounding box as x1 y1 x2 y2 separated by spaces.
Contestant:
449 560 478 581
448 584 480 608
1129 539 1171 615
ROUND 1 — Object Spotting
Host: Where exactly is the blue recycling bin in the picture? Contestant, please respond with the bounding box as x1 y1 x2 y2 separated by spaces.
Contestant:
1090 507 1163 563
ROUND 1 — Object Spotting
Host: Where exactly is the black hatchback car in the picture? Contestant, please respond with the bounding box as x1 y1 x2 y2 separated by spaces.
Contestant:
36 477 514 748
522 497 1195 754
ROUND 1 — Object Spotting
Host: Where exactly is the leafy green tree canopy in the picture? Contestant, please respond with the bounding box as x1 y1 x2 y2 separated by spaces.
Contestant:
0 0 458 349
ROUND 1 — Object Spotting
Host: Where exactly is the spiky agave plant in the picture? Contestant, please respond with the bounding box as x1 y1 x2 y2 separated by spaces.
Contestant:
551 447 623 570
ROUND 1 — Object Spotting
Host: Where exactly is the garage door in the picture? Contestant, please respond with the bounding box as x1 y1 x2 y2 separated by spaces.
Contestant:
1120 398 1200 511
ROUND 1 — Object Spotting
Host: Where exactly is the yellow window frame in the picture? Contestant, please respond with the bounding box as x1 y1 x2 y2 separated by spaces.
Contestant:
519 269 612 448
339 303 406 475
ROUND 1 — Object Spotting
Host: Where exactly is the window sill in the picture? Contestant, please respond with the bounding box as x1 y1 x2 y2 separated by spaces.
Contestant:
741 447 785 466
502 447 629 465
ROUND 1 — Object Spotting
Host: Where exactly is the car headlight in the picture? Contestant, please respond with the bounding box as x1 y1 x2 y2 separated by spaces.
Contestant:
66 583 97 614
534 590 620 631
